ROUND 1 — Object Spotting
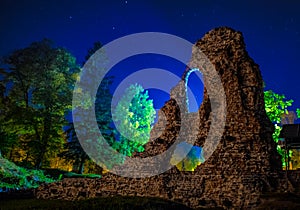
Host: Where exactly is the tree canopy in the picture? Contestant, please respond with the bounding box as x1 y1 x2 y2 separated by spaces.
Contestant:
1 39 80 168
264 89 299 167
60 41 115 173
113 84 156 156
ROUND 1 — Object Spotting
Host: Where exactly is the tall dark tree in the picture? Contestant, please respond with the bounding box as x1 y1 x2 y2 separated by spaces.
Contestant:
59 123 88 173
60 77 115 174
0 69 13 157
61 41 116 173
2 39 80 168
84 41 103 63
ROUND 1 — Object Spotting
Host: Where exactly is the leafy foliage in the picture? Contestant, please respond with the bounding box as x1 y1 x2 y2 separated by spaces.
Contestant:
58 123 89 173
264 89 294 166
1 39 80 168
113 84 156 156
84 41 103 63
60 41 118 173
0 155 55 190
60 76 116 173
264 90 293 123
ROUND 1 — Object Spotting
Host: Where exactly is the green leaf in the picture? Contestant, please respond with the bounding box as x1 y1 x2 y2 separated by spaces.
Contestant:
113 84 156 156
264 87 295 167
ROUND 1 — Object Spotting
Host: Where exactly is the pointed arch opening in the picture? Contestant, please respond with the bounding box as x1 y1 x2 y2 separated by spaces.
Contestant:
184 68 204 113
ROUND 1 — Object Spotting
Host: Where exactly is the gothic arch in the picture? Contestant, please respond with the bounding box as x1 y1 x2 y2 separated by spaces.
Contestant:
183 68 204 113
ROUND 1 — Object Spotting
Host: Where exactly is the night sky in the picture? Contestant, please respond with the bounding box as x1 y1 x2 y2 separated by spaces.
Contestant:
1 0 300 115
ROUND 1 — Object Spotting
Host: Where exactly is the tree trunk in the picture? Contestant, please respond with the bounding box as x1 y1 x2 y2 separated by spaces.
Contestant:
35 146 46 169
78 156 85 174
35 112 51 169
9 147 13 160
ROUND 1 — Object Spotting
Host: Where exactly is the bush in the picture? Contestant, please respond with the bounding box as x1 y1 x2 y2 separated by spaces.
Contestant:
0 156 56 191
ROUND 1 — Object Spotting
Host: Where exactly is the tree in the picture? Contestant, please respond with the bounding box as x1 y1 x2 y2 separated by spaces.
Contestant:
60 77 115 173
0 71 17 158
297 108 300 118
86 42 114 139
59 123 89 174
84 41 103 64
2 39 80 168
113 84 156 156
60 41 116 173
0 70 7 155
264 90 294 124
264 89 294 166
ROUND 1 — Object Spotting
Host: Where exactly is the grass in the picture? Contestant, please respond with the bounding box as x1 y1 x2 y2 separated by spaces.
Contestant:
42 168 101 179
0 155 101 192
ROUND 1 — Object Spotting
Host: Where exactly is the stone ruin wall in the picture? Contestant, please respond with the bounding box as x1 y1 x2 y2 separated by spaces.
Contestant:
36 27 297 209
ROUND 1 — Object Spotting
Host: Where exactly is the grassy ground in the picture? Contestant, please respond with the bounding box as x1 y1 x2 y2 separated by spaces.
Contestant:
0 156 101 192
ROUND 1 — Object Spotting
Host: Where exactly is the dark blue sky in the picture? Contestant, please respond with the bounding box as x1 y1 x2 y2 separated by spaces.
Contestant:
1 0 300 114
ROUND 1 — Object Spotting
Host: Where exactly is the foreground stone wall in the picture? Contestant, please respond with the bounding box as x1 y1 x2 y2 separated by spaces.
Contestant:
36 27 295 209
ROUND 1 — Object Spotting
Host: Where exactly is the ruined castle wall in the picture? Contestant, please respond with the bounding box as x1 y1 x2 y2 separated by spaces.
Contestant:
36 27 294 209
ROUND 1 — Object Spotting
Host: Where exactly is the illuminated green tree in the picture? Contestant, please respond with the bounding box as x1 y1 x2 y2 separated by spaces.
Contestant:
264 89 294 166
113 84 156 156
2 39 80 168
264 90 293 124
